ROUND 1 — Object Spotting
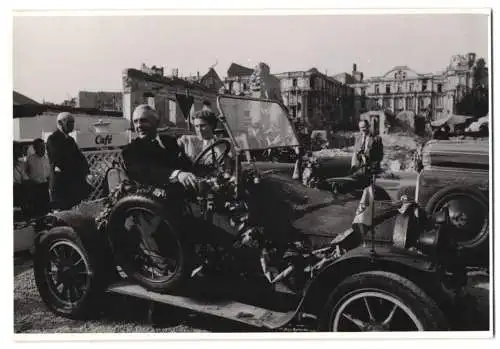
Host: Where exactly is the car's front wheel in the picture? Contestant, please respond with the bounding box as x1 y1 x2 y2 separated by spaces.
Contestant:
320 271 448 331
33 227 107 319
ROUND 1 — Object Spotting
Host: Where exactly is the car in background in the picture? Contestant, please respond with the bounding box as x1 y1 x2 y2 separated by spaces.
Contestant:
414 139 489 266
466 115 489 137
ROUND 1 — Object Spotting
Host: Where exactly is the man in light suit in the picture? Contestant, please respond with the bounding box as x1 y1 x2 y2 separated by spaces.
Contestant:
351 119 384 174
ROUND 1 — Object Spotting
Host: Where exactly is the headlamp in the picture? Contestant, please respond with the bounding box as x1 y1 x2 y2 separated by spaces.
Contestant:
392 202 455 261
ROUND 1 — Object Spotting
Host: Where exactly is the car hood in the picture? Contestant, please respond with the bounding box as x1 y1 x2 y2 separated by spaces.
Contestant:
248 155 352 178
247 172 398 248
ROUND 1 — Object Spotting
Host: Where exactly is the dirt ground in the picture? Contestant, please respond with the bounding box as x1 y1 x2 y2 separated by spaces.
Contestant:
13 259 490 334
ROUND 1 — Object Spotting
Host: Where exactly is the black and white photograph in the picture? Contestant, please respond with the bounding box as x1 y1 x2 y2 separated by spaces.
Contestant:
9 4 494 343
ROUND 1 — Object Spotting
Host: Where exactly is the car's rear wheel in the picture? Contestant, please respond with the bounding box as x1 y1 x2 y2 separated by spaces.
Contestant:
320 271 448 331
107 194 190 293
34 227 106 319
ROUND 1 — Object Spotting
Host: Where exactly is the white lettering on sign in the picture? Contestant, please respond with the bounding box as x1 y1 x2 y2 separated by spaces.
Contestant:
95 134 113 145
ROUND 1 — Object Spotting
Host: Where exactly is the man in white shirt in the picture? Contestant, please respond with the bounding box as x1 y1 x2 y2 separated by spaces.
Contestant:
26 138 51 216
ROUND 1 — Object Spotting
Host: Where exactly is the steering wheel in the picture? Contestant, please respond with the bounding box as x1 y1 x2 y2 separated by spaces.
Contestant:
193 139 232 174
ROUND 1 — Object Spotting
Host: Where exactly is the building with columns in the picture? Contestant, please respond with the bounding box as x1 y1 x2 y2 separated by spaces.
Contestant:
349 53 482 121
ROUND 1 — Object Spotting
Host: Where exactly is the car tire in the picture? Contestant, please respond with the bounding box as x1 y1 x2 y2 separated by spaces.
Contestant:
319 271 448 331
425 186 488 264
33 226 109 319
107 194 190 294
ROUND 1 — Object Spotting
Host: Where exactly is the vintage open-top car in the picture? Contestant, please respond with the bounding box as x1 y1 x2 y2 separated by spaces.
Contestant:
32 95 467 332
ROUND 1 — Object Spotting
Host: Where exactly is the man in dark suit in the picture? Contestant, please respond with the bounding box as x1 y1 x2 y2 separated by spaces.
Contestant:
351 119 384 173
121 104 197 191
46 112 91 210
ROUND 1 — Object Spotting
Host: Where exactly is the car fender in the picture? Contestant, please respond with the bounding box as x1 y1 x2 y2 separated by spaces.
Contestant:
425 184 488 213
34 210 106 255
298 245 451 318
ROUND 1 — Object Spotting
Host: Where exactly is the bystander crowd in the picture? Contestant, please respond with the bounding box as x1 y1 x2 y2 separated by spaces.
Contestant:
25 138 51 216
13 142 29 217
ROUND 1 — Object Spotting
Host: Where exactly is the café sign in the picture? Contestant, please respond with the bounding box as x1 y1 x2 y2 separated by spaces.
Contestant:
70 131 129 149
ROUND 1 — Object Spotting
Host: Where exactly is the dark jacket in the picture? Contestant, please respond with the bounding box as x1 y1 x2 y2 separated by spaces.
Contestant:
121 134 193 188
46 129 90 209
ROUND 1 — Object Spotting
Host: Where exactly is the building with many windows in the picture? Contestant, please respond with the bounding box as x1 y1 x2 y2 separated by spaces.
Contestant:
275 68 354 130
223 62 355 130
349 53 483 121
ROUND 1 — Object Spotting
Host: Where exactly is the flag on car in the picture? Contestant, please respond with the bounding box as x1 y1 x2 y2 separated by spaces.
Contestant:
352 184 374 234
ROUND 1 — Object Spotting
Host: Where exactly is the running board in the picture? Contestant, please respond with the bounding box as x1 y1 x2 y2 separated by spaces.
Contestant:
106 281 298 329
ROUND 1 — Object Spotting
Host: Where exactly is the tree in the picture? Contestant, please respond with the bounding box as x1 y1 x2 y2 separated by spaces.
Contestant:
456 57 489 117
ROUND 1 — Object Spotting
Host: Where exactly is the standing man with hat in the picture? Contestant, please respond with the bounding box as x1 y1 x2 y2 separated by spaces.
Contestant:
46 112 91 210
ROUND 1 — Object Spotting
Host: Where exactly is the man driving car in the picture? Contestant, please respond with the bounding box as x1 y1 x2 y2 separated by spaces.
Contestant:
121 104 198 191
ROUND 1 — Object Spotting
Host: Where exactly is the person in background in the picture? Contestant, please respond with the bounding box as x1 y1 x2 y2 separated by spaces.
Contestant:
26 138 51 216
201 100 214 114
342 119 384 193
13 142 29 217
351 119 384 172
46 112 91 210
178 109 233 174
178 110 218 161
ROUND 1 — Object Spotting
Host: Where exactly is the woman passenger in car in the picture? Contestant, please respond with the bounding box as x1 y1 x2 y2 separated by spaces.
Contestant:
178 110 232 169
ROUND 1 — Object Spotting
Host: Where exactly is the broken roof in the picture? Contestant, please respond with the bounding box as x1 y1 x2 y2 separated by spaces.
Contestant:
227 63 254 77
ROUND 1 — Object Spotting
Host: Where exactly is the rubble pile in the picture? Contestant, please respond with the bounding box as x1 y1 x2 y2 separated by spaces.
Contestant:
313 132 428 173
312 148 352 158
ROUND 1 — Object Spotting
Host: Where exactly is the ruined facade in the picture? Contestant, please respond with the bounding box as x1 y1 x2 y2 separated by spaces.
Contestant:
349 53 484 121
276 68 354 130
222 63 255 96
183 67 224 92
78 91 123 111
122 64 219 129
223 62 355 131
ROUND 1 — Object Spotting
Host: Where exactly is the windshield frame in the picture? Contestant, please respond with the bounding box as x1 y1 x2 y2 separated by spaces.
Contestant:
216 94 301 152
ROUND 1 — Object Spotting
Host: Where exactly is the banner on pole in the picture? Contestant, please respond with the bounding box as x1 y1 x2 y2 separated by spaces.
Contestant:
352 185 374 228
176 94 194 120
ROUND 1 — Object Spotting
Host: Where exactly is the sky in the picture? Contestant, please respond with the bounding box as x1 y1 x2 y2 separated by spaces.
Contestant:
13 13 490 104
